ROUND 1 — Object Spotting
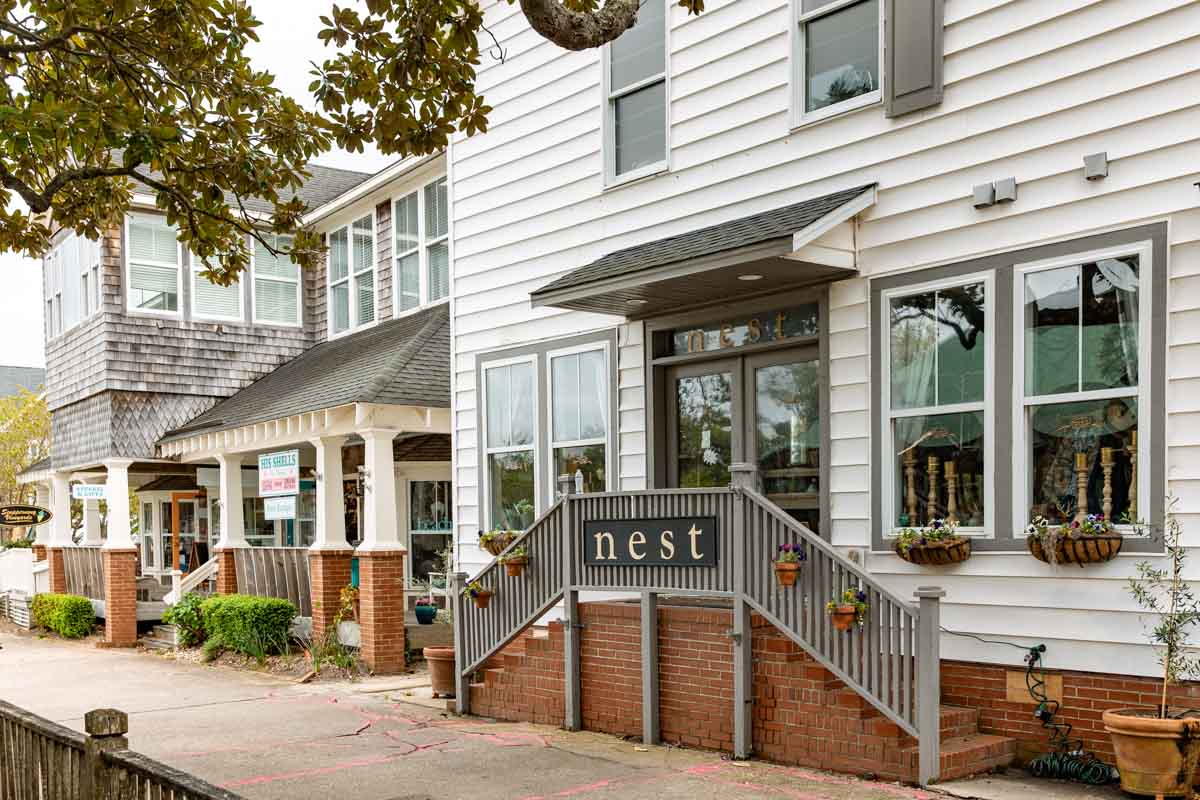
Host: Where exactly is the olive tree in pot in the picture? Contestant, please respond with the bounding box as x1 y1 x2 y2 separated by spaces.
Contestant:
1104 501 1200 798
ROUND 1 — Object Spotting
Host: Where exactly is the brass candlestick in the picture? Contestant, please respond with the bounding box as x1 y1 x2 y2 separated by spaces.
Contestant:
1101 447 1114 521
1128 431 1138 519
945 461 959 525
904 449 918 524
927 455 940 523
1074 451 1089 522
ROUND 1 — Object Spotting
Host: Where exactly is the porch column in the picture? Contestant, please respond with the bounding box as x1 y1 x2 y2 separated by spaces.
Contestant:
80 483 103 545
214 453 245 595
32 482 51 560
309 436 352 645
357 428 405 674
102 459 137 646
47 471 71 593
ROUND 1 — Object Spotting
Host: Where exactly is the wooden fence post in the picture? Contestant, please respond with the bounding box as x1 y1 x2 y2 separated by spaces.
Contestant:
562 495 581 731
640 591 659 746
82 708 128 799
915 587 945 786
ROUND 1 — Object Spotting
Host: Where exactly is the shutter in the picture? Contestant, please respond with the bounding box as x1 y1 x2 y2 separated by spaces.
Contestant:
883 0 944 118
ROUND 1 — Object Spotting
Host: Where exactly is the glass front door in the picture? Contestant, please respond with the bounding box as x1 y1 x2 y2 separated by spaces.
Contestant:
666 348 823 533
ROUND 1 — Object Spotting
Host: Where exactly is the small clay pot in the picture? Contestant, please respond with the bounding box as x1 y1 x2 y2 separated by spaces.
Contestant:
774 562 801 587
504 557 528 578
829 604 859 632
471 590 494 609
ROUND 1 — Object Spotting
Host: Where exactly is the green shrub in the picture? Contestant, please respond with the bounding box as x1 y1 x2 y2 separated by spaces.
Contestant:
200 594 295 660
31 593 95 639
3 537 33 549
162 592 206 647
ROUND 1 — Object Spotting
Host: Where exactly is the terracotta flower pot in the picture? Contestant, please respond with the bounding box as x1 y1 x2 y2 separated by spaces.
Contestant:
424 646 456 699
774 562 801 587
504 557 528 577
829 604 858 632
1103 708 1200 797
471 590 494 609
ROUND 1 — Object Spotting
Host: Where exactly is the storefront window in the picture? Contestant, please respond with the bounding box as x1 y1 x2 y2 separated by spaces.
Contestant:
550 348 607 495
410 480 452 584
484 360 536 530
488 452 535 530
243 498 275 546
141 502 155 569
1022 253 1141 525
886 279 988 530
676 372 733 488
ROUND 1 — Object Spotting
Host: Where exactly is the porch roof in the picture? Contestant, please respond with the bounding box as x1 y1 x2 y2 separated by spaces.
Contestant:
159 303 450 445
529 184 876 318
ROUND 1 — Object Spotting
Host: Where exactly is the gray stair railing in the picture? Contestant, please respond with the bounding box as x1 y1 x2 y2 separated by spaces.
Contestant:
451 483 943 786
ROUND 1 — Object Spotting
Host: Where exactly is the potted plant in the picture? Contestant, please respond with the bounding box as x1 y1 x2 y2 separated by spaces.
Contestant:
826 588 869 632
894 518 971 565
1027 512 1123 566
499 545 529 577
479 529 518 557
414 596 437 625
465 580 494 609
1104 502 1200 798
424 645 456 698
774 543 807 587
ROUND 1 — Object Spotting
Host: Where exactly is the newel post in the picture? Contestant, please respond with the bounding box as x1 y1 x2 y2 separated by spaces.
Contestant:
916 586 945 786
562 494 581 731
82 708 128 799
450 571 470 714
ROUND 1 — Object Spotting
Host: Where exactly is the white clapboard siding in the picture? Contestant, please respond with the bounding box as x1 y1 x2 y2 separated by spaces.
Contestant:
449 0 1200 671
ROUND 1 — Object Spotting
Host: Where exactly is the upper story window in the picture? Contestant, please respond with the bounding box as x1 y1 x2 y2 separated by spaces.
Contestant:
191 254 243 322
126 214 181 315
603 0 667 184
884 277 992 535
252 234 301 326
793 0 881 125
46 232 102 338
394 175 450 314
1017 244 1149 530
328 214 375 336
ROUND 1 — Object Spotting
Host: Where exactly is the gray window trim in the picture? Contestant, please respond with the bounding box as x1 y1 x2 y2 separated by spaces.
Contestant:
475 329 620 531
870 223 1167 554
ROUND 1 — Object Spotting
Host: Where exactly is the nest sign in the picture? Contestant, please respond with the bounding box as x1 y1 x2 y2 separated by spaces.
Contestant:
584 517 719 567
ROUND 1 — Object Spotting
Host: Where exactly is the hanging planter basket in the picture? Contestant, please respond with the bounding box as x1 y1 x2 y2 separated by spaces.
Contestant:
829 604 859 632
479 531 517 557
1029 533 1123 566
895 537 972 566
503 556 528 578
470 590 494 609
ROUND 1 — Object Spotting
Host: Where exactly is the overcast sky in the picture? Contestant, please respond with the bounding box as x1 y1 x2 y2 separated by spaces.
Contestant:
0 0 394 368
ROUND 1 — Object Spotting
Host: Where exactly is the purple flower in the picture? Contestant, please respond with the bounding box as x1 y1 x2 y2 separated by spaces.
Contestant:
855 590 868 603
919 537 928 546
931 519 942 529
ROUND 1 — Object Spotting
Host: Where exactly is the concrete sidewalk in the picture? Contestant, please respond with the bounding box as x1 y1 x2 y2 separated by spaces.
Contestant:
0 629 943 800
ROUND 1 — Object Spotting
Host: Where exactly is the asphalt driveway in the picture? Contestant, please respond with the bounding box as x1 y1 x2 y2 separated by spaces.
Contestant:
0 629 941 800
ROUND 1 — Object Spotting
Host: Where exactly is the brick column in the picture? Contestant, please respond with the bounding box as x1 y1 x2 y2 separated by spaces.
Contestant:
31 544 46 562
357 550 406 674
215 549 238 594
47 547 67 594
309 550 353 644
102 548 138 646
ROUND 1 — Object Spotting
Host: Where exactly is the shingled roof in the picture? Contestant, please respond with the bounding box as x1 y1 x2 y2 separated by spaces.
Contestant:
160 303 450 442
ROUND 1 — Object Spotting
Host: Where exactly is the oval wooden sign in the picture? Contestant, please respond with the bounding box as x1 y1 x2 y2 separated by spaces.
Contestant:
0 505 52 527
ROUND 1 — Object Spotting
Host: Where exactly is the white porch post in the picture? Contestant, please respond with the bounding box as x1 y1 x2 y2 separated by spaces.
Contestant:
49 471 72 547
80 483 103 545
359 429 401 552
309 436 348 551
215 453 247 549
102 459 134 550
33 483 52 549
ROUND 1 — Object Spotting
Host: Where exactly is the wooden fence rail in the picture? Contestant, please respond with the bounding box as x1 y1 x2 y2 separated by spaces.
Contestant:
0 701 242 800
232 548 312 617
63 547 104 601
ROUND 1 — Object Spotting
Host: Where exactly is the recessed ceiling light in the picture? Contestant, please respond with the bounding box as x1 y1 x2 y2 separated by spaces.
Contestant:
627 298 648 305
738 274 764 282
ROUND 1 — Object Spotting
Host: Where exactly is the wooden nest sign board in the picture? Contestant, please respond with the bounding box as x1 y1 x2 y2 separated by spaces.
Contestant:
584 516 719 567
0 505 51 527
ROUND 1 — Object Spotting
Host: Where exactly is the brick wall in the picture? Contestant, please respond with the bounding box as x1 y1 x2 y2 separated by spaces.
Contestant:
357 551 406 674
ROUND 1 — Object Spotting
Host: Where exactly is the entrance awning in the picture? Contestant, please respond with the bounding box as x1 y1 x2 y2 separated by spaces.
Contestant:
530 184 876 318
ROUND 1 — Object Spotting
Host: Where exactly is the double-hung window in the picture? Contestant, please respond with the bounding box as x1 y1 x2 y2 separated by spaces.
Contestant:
191 253 243 322
483 359 537 531
1016 243 1150 529
393 175 450 314
549 346 609 498
126 214 181 314
604 0 667 183
253 233 301 326
328 214 375 336
884 276 992 535
793 0 881 125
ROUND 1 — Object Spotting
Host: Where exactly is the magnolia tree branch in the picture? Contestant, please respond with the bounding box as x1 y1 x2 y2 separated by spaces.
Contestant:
516 0 640 50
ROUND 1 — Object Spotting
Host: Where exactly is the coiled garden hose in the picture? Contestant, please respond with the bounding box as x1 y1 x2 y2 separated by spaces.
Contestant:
1023 645 1116 786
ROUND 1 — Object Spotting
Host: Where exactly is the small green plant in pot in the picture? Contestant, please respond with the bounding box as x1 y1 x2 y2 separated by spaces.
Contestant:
499 545 529 577
1104 500 1200 798
465 580 493 609
774 543 807 587
826 588 868 632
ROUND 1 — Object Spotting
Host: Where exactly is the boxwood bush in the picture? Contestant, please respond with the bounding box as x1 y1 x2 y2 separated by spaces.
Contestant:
31 593 95 639
200 594 296 660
